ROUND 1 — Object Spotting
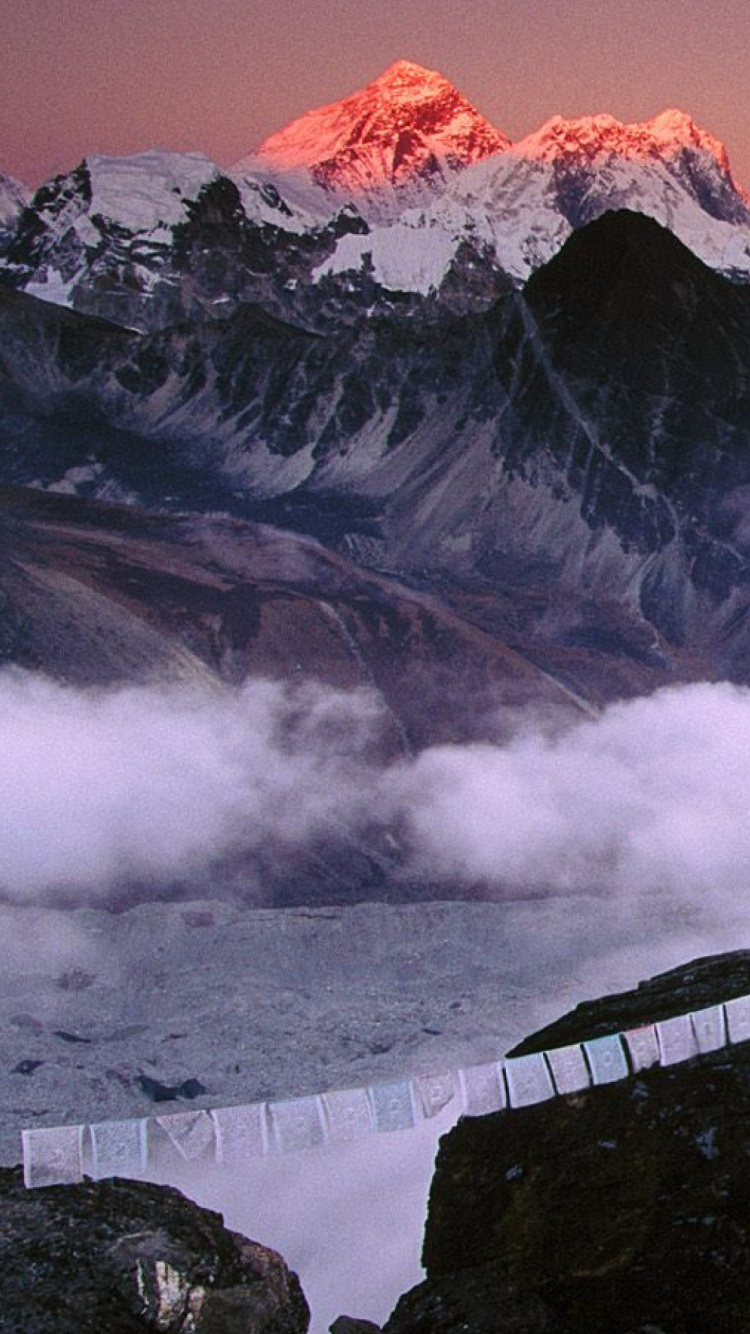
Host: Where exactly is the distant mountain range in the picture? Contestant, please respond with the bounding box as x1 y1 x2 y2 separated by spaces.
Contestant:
3 58 750 328
1 66 750 716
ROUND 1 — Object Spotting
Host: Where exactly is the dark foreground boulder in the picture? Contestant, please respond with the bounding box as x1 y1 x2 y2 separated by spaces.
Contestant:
385 952 750 1334
330 1319 383 1333
0 1166 309 1333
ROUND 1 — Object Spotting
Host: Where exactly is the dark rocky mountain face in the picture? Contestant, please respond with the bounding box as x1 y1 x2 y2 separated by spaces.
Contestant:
1 166 374 332
510 950 750 1055
0 169 29 255
386 953 750 1334
530 116 750 231
3 212 750 687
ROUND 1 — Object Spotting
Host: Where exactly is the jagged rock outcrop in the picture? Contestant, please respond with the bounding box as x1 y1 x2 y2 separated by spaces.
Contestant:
0 154 371 332
386 952 750 1333
329 1318 383 1334
0 167 28 254
0 1166 309 1333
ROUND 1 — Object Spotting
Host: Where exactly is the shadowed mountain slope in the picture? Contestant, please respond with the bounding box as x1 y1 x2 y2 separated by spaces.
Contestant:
3 215 750 684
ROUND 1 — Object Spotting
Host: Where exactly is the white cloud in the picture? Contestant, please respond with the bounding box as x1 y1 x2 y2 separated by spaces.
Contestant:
3 669 750 922
0 670 380 899
394 680 750 914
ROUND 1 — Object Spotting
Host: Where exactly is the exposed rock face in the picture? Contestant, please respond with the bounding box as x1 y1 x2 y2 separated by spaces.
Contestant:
5 214 750 685
1 158 370 332
329 1318 383 1333
0 1166 309 1333
0 167 28 253
386 953 750 1333
509 950 750 1055
0 484 600 739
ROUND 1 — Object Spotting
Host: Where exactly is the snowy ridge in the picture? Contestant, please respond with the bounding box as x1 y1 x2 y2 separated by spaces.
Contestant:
6 146 321 318
84 150 221 232
314 159 572 289
516 108 735 172
17 150 224 311
79 149 315 235
317 105 750 291
6 63 750 310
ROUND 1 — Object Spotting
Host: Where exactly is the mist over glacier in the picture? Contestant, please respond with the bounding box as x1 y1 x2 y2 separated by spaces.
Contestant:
2 667 750 924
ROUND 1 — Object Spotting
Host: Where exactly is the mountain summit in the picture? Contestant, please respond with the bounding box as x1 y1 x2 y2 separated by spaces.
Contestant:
5 66 750 321
233 60 510 219
512 108 750 224
517 108 733 169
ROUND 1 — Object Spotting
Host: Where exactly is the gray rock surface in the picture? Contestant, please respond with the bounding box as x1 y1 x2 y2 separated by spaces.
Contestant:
6 215 750 684
0 1165 309 1333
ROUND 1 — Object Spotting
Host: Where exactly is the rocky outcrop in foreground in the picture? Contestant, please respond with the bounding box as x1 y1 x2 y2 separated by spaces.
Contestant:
386 951 750 1333
0 1167 309 1333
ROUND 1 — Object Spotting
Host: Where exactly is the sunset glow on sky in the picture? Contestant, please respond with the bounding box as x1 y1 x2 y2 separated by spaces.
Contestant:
2 0 748 188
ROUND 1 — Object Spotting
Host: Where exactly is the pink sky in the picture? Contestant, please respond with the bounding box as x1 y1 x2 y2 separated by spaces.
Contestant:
3 0 749 189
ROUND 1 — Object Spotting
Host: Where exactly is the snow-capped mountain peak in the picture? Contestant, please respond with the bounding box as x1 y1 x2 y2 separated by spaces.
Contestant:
232 59 511 221
504 105 750 233
83 149 221 232
646 107 730 166
514 107 735 175
315 99 750 296
369 58 457 97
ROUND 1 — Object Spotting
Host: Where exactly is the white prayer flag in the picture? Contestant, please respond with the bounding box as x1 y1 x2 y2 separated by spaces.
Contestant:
268 1096 326 1153
210 1103 268 1164
656 1014 698 1067
504 1053 555 1108
690 1005 726 1054
583 1034 628 1085
89 1119 147 1179
623 1025 660 1072
545 1043 591 1094
724 994 750 1045
459 1062 506 1115
22 1124 84 1188
153 1110 216 1162
368 1079 415 1132
322 1087 374 1142
416 1072 457 1119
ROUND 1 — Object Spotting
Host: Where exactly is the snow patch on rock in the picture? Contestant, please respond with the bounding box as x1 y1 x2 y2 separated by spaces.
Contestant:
85 150 220 232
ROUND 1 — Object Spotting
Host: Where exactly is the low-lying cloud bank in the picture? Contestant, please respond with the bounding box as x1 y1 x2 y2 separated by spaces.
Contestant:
2 669 750 913
0 671 380 898
394 682 750 906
